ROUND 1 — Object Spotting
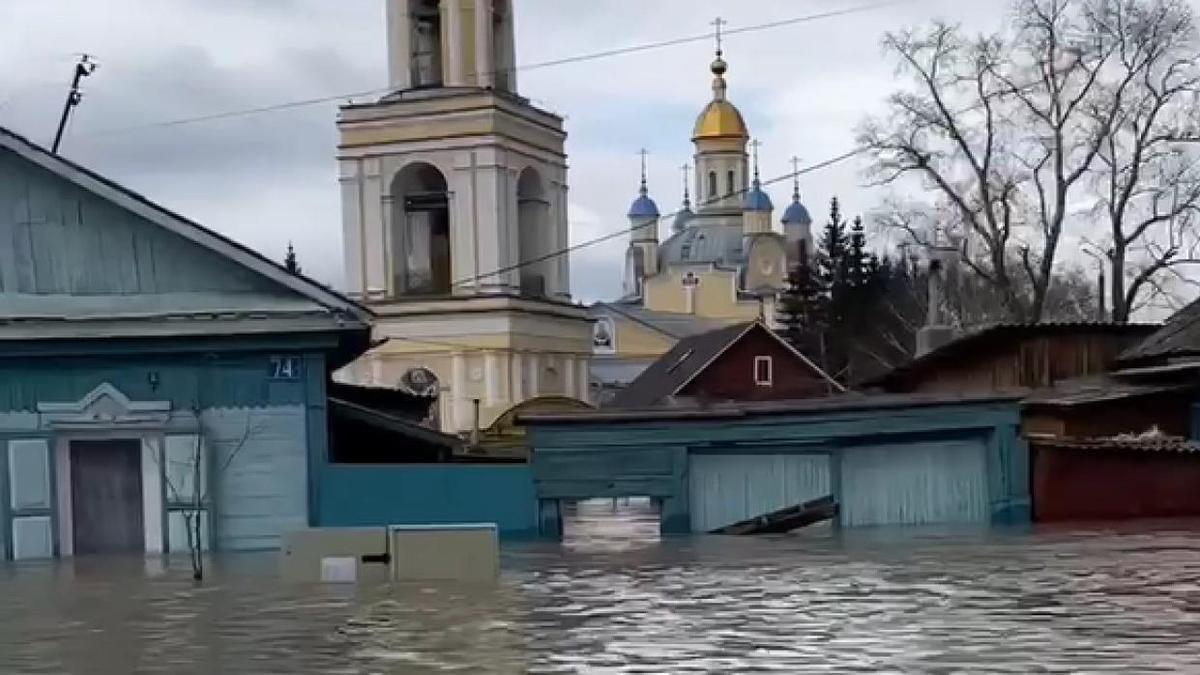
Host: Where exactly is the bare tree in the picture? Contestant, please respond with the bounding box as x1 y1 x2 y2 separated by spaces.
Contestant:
160 410 261 582
862 0 1200 323
1086 0 1200 321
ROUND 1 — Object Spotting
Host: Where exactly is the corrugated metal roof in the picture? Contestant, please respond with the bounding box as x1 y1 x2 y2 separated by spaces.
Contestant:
1121 299 1200 363
1022 375 1196 407
1031 435 1200 454
870 322 1160 388
592 302 730 340
523 390 1023 425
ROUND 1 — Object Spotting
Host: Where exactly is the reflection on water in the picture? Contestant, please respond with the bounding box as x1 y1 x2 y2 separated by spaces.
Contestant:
2 500 1200 673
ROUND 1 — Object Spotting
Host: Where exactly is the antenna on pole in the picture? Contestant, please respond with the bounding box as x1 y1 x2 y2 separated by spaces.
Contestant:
52 54 98 154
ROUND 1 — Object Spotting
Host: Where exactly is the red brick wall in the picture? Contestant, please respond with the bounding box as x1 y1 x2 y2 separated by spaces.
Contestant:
1033 446 1200 521
679 328 831 402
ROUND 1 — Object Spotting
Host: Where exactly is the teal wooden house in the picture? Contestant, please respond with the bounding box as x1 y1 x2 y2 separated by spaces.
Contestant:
0 127 370 560
522 394 1031 536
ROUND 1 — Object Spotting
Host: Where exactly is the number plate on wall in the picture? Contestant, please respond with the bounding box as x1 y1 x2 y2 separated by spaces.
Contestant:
269 356 302 381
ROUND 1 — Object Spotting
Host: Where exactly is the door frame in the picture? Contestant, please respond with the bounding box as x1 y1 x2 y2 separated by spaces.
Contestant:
55 431 165 557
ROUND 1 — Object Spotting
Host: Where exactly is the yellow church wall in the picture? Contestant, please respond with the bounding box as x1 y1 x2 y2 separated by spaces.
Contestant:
603 314 678 359
642 267 762 322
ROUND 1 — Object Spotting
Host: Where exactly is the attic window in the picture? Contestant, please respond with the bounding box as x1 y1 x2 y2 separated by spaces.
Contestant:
754 355 773 386
666 348 695 374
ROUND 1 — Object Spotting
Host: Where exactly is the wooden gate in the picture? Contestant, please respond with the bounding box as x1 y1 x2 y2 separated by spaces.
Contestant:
689 453 831 532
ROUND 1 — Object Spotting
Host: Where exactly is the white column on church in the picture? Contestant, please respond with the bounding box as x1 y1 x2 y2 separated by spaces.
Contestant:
511 352 524 401
386 0 413 90
558 182 570 298
484 351 500 405
451 351 468 431
338 160 365 296
563 354 576 398
444 0 465 86
474 0 494 88
527 353 541 397
363 159 386 298
575 358 590 402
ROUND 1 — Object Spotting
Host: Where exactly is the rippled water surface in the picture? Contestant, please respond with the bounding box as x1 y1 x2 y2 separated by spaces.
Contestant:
3 499 1200 673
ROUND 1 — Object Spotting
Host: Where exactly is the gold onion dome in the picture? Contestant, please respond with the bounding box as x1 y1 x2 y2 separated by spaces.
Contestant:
692 54 749 141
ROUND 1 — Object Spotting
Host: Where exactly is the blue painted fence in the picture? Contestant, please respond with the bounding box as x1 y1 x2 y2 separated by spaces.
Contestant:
315 464 539 537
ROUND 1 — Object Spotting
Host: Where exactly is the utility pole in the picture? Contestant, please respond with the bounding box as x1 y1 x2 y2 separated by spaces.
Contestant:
52 54 98 154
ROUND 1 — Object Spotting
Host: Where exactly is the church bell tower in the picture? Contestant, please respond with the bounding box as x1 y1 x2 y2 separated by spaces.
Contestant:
337 0 592 433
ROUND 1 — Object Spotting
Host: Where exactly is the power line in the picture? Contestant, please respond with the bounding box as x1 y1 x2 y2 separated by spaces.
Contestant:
82 1 913 137
451 148 866 288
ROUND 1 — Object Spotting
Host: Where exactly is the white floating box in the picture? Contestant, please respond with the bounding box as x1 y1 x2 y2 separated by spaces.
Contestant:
389 523 499 583
279 527 391 584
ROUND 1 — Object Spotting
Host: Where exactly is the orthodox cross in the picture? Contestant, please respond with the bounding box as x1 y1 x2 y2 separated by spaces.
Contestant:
682 271 700 314
638 148 649 189
711 17 727 56
791 155 802 193
681 163 691 202
749 138 763 179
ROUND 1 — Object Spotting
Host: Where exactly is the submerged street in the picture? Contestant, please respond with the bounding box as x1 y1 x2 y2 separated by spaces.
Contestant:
1 500 1198 673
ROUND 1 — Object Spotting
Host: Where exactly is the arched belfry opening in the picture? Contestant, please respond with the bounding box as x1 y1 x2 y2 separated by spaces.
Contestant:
517 167 549 297
391 162 451 297
409 0 443 88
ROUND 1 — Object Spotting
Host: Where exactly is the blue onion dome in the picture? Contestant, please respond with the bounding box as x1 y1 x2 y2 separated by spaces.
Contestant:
672 204 695 233
782 190 812 226
743 178 773 212
628 190 660 219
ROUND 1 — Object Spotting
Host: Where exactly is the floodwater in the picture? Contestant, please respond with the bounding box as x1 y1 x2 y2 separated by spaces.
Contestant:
2 501 1200 674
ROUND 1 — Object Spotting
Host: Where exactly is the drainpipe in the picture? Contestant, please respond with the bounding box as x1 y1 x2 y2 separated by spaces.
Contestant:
470 398 481 449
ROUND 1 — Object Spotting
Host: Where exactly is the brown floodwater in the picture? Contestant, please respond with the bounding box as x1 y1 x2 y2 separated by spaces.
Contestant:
2 499 1199 673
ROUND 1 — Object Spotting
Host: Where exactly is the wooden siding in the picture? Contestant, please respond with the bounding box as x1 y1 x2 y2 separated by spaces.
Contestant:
1033 445 1200 521
0 352 310 414
839 440 989 527
0 147 286 299
689 454 831 532
679 328 831 401
891 333 1146 394
205 406 308 551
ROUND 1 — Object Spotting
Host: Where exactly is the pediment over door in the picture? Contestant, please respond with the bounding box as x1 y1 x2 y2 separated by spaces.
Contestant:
37 383 172 429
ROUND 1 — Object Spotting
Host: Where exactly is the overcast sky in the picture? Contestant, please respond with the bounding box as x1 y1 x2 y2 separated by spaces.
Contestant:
2 0 1044 302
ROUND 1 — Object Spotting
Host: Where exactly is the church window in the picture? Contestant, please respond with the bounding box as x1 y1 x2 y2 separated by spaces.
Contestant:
410 0 443 87
754 356 773 386
391 162 451 297
726 170 735 196
707 171 717 199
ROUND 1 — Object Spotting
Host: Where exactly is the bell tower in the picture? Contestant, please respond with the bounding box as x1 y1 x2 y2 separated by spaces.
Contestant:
337 0 592 433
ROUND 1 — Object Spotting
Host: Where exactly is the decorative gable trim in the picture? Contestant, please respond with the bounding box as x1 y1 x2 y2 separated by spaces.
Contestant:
0 126 370 327
37 382 172 429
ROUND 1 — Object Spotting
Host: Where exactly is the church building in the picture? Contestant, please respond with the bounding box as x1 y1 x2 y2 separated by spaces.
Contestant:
336 0 593 432
591 41 816 400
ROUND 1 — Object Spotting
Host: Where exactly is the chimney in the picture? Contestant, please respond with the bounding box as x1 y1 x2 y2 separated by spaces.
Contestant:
915 234 958 357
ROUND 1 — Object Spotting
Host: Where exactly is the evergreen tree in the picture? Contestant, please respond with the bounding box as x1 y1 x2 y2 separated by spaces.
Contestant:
284 242 302 275
777 239 826 360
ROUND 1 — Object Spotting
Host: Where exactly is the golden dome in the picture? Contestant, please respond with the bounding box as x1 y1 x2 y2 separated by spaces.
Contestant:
693 99 749 141
692 53 749 142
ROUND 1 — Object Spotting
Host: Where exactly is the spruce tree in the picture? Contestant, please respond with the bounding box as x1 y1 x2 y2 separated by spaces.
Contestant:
284 242 302 275
777 239 826 360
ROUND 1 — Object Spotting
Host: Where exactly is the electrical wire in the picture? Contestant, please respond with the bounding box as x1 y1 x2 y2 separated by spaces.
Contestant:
450 148 866 288
82 1 914 137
